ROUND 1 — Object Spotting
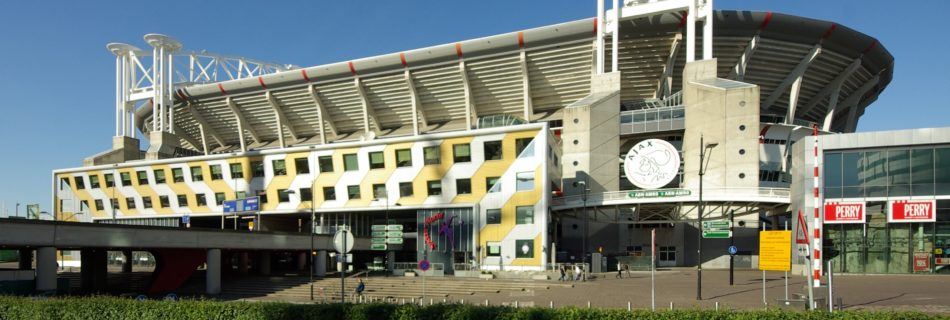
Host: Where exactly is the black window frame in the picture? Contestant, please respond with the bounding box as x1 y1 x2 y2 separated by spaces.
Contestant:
456 178 471 195
369 151 385 170
153 169 166 184
396 149 412 167
343 154 359 171
230 163 244 179
427 180 442 196
347 185 361 200
272 159 287 176
453 143 471 163
486 209 501 224
423 146 441 165
323 187 336 201
295 157 310 174
483 140 503 161
190 166 204 182
318 156 334 173
137 170 149 185
399 182 414 197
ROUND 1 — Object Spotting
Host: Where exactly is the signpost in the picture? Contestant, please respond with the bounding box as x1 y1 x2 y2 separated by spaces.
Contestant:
650 228 656 311
759 230 792 307
181 214 190 228
222 196 260 230
371 224 403 250
702 220 732 239
333 229 352 303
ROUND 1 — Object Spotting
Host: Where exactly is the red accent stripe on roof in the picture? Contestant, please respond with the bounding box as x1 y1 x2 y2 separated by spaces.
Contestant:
678 11 688 28
348 61 358 76
217 83 228 95
758 12 772 30
301 69 311 82
821 23 837 40
758 124 772 144
593 18 598 36
399 53 408 67
175 89 186 100
455 43 463 58
517 32 525 49
257 76 267 89
862 40 878 54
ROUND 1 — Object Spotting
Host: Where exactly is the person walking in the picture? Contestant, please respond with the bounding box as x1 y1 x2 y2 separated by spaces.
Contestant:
559 265 567 282
355 278 365 298
616 262 623 279
624 263 631 278
573 264 582 282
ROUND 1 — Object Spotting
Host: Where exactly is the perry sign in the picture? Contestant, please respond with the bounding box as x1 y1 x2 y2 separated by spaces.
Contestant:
888 199 936 223
823 202 865 224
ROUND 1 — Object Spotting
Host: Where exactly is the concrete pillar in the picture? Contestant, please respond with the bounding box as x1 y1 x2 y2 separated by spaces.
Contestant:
80 249 108 293
18 249 32 270
206 249 221 295
35 247 57 293
386 251 395 272
122 250 133 273
297 252 307 271
315 250 327 277
238 252 249 275
258 252 271 276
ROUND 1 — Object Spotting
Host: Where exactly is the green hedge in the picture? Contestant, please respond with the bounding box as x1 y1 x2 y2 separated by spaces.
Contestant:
0 296 944 320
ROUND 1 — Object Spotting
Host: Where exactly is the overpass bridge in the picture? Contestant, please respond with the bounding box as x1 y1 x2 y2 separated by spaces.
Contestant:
0 219 369 295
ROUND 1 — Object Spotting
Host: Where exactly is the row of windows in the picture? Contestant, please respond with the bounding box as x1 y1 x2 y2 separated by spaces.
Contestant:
824 146 950 198
485 239 535 258
65 138 537 190
76 172 535 211
79 192 231 211
485 205 535 225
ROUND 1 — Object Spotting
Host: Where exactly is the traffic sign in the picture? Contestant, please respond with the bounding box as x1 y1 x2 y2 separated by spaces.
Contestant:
333 230 354 254
702 220 731 230
371 244 388 251
386 231 403 238
418 259 430 271
385 224 403 231
223 196 259 213
372 231 387 238
384 237 404 244
181 214 190 224
759 230 792 271
702 230 732 239
371 238 386 244
728 245 738 255
372 225 387 231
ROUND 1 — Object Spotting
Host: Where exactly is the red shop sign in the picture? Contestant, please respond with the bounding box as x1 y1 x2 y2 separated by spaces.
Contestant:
889 200 936 223
824 202 865 224
913 253 931 272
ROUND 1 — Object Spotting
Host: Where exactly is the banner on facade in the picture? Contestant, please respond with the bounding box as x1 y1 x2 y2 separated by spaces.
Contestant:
888 199 936 223
823 202 865 224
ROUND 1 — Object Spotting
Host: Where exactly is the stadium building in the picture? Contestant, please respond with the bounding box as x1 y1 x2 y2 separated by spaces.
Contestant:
53 0 898 274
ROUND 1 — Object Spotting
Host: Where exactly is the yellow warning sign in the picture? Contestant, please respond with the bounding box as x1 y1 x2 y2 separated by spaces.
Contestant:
759 230 792 271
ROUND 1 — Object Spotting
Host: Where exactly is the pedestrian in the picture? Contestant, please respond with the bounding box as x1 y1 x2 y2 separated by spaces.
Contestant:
559 265 566 281
624 263 631 278
573 264 581 282
356 278 365 297
616 262 623 279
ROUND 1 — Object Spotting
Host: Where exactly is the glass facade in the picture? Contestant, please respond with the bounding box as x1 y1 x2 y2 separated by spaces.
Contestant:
822 145 950 274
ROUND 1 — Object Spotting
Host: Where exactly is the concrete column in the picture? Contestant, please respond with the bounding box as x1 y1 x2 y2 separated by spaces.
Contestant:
35 247 57 293
297 252 307 271
238 252 249 275
386 251 395 272
258 252 271 276
80 249 108 293
315 250 327 277
122 250 133 273
18 249 32 270
206 249 221 295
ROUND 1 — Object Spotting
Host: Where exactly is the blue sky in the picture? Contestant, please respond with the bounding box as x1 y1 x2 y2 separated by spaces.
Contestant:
0 1 947 216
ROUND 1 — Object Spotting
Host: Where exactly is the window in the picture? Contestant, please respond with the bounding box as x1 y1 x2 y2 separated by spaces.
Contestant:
427 180 442 196
487 242 501 257
251 161 265 177
190 166 204 182
424 146 441 165
295 158 310 174
486 209 501 224
456 179 471 194
347 185 361 200
369 151 385 169
272 160 287 176
172 168 184 183
119 172 132 186
319 156 334 173
215 192 226 205
399 182 414 197
126 197 136 209
300 188 313 201
912 148 935 196
453 144 471 163
143 197 153 209
230 163 244 179
277 189 290 203
936 148 950 194
396 149 412 167
323 187 336 201
74 176 85 190
177 195 189 207
259 193 268 204
484 140 502 160
515 138 533 156
79 200 89 212
104 174 115 188
89 175 100 189
515 239 534 258
343 154 359 171
60 177 70 189
486 176 500 193
111 199 120 211
154 169 166 184
210 165 223 180
373 184 387 199
196 194 208 206
137 170 149 185
94 199 104 211
159 196 170 208
516 205 534 224
516 171 534 191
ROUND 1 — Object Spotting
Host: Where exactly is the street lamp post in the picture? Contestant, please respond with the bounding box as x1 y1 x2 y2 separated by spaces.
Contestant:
696 135 718 301
578 180 590 273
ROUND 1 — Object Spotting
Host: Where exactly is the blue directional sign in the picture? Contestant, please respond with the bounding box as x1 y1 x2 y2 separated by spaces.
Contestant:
223 200 237 213
728 245 738 255
223 196 260 214
181 215 190 224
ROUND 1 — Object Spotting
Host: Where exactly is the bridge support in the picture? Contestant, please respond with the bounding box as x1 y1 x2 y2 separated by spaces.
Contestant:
238 252 249 275
122 250 133 273
315 250 327 277
18 249 32 270
80 249 108 293
206 249 221 295
258 252 271 276
35 247 57 293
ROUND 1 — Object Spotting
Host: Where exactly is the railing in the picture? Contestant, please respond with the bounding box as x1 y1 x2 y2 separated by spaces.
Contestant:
619 105 685 134
551 187 791 207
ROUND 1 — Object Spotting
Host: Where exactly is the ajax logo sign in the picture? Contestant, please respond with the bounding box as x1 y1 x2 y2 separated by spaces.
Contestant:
623 139 680 190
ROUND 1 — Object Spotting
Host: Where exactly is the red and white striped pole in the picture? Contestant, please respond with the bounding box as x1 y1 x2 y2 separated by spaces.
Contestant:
811 125 823 288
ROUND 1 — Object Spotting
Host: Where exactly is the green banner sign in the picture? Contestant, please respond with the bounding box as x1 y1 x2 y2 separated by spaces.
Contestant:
372 231 387 238
386 231 403 238
385 225 403 231
702 220 731 230
702 230 732 239
384 237 404 244
372 225 387 231
627 189 691 199
372 238 387 244
371 244 388 251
